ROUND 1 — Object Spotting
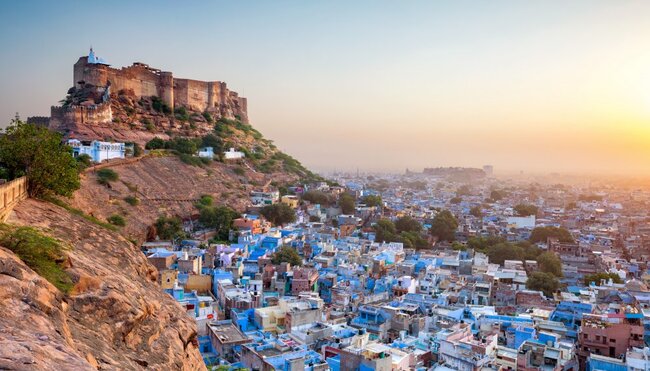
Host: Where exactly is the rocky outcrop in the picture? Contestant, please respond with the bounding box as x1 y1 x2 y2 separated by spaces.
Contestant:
0 199 205 370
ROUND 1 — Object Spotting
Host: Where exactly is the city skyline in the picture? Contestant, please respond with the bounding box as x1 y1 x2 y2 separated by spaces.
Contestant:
2 1 650 175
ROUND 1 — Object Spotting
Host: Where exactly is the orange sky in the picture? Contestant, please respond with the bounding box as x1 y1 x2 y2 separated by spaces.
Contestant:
2 1 650 175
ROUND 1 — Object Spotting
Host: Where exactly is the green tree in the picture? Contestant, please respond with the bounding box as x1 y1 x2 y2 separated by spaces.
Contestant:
0 120 80 197
271 246 302 266
373 219 397 242
529 226 574 244
469 206 483 218
260 203 296 226
399 231 429 249
362 195 383 207
487 242 524 265
155 216 186 241
168 137 199 154
526 272 560 297
201 134 222 150
514 204 538 216
536 251 563 277
301 190 333 206
467 236 505 252
145 137 166 150
429 210 458 242
395 216 422 234
199 205 239 241
583 272 623 286
339 193 356 214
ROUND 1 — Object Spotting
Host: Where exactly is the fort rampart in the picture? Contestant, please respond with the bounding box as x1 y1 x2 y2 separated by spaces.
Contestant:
73 57 248 122
0 177 28 222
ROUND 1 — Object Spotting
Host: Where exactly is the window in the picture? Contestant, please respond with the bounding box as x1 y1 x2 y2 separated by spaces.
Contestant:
610 339 616 343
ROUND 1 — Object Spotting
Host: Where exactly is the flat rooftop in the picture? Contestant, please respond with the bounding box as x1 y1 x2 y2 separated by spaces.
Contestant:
207 322 249 344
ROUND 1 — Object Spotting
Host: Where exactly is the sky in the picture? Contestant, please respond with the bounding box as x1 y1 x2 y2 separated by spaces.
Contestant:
2 1 650 175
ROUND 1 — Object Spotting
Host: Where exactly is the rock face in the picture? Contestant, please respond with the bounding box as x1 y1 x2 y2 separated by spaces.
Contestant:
0 199 205 370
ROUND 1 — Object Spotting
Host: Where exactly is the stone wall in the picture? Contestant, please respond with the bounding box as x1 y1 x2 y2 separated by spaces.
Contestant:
0 177 28 222
49 102 113 132
73 57 248 122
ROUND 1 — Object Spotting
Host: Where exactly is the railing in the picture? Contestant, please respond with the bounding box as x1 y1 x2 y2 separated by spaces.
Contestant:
0 177 28 222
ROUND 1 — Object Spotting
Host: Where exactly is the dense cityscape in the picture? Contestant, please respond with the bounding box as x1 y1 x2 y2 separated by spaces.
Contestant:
140 166 650 370
3 2 650 371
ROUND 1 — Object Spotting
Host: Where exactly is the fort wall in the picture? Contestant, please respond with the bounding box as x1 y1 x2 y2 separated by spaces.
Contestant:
0 177 28 222
73 57 248 122
49 102 113 133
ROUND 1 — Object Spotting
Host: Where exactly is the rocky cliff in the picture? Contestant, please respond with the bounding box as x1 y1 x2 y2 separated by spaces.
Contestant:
0 199 205 370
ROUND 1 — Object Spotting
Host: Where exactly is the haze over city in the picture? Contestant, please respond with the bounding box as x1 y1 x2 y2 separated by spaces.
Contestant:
2 0 650 175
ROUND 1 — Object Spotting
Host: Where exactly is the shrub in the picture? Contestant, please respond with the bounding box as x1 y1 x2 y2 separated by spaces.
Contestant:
233 167 245 176
174 106 190 121
96 168 119 185
76 154 93 171
178 153 203 167
202 111 214 123
0 225 73 293
107 214 126 226
151 96 172 114
145 137 166 150
124 196 140 206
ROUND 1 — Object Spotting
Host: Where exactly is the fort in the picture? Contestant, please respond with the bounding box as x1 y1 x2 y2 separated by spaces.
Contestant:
72 48 248 121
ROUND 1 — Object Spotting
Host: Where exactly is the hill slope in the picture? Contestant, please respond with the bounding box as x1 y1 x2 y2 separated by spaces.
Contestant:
0 199 204 370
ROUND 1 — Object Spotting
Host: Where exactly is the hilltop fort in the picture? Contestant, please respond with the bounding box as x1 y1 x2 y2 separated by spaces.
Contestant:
73 48 247 120
37 48 249 142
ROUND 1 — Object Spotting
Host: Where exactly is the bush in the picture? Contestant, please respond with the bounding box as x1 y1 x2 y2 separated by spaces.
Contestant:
145 137 166 150
151 96 172 114
124 196 140 206
96 168 119 185
155 216 186 240
76 154 93 171
0 225 72 293
178 153 203 167
233 167 245 176
132 143 143 157
174 106 190 121
107 214 126 226
202 111 213 123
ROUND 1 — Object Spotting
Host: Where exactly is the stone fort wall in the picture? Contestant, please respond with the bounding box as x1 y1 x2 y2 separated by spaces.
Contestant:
49 101 113 133
73 57 248 122
0 177 28 222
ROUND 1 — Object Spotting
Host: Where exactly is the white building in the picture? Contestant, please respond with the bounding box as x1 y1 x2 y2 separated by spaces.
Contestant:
506 215 536 229
223 147 245 160
250 191 279 206
198 146 214 159
68 139 125 163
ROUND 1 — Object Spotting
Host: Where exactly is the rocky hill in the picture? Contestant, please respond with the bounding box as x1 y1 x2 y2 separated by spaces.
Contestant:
4 58 322 370
64 92 319 243
0 199 205 370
